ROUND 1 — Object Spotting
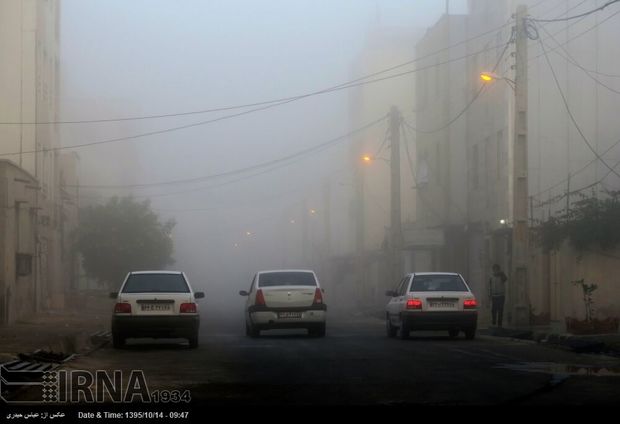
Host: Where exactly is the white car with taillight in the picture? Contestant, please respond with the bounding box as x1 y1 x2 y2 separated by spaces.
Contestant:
239 270 326 337
110 271 205 348
385 273 478 340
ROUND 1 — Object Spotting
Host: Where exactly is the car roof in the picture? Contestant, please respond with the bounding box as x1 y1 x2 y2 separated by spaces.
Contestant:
257 269 315 274
129 270 184 275
407 272 461 277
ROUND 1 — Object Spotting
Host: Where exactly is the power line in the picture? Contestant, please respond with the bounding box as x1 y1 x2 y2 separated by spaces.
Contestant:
373 126 390 159
1 41 512 159
404 33 513 134
535 155 620 208
0 23 514 126
538 24 620 95
530 7 620 62
530 0 620 22
536 25 620 181
72 115 388 191
531 136 620 199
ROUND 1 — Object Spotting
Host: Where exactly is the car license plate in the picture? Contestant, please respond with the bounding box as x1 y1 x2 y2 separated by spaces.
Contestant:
278 312 302 319
140 304 171 312
430 302 456 308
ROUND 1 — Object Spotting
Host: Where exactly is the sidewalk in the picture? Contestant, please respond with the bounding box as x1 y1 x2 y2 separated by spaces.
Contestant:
480 326 620 357
0 290 113 363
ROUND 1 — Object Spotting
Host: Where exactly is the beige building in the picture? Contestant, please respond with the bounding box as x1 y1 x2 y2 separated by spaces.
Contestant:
0 0 79 324
415 0 620 327
339 27 421 308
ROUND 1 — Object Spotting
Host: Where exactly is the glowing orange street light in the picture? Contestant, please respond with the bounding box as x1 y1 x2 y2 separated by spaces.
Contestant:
362 155 372 163
480 71 515 91
480 72 497 82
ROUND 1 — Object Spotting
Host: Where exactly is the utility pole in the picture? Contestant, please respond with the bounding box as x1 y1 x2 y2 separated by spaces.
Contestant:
511 5 530 328
322 180 331 280
389 106 403 284
565 175 571 216
355 152 366 306
323 181 331 258
302 199 309 265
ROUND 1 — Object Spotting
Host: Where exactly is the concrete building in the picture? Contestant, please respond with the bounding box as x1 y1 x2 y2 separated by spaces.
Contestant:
413 13 471 282
0 160 39 324
0 0 79 324
415 0 620 327
339 26 422 309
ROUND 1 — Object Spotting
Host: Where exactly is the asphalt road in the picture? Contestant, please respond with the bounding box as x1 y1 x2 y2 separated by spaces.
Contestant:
54 313 620 406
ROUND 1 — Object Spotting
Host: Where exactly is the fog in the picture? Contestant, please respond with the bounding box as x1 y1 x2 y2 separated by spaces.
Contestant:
60 0 466 317
57 0 620 320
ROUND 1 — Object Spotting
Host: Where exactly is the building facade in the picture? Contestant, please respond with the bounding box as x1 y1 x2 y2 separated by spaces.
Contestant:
415 0 620 326
0 0 79 324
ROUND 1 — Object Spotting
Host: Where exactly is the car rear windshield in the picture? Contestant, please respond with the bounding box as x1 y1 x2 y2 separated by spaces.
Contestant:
122 274 190 293
410 275 468 292
258 272 317 287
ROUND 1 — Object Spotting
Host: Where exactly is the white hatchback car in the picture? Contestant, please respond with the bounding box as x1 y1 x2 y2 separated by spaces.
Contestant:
110 271 204 348
385 273 478 340
240 270 326 337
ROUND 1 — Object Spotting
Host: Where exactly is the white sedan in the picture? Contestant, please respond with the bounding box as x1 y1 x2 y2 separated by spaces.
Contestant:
240 269 327 337
385 273 478 340
110 271 204 348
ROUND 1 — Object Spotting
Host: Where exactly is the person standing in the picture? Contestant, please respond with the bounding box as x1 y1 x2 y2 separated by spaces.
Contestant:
489 264 508 327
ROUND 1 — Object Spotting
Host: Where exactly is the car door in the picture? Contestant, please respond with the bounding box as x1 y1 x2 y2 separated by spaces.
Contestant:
387 277 407 323
245 274 257 319
394 275 412 317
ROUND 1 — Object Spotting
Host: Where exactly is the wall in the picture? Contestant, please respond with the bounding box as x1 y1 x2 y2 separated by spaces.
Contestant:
0 160 38 324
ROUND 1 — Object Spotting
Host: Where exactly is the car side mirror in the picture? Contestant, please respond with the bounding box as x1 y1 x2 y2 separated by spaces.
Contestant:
385 290 397 297
321 288 325 293
109 292 118 299
239 290 249 296
194 292 205 299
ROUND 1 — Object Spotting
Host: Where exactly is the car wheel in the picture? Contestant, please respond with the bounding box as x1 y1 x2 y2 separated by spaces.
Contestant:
188 333 199 349
112 332 125 349
309 324 326 338
464 327 476 340
246 322 260 338
448 329 459 339
398 318 410 340
386 316 397 338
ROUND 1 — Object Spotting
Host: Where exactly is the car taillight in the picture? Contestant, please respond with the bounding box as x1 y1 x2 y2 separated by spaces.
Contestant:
406 299 422 309
180 303 197 313
255 289 266 306
114 303 131 313
464 299 477 309
313 288 323 305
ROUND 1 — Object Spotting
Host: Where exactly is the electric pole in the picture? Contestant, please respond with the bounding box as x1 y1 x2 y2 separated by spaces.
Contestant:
355 150 366 306
323 180 331 279
389 106 403 284
302 199 309 265
511 5 530 328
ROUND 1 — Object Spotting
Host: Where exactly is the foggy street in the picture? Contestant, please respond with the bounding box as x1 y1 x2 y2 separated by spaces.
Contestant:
62 313 620 406
3 0 620 414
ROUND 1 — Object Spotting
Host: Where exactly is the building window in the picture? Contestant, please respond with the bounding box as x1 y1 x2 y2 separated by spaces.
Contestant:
16 254 33 277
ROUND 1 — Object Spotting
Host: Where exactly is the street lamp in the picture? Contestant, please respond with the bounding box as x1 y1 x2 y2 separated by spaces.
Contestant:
480 71 516 91
361 154 390 165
